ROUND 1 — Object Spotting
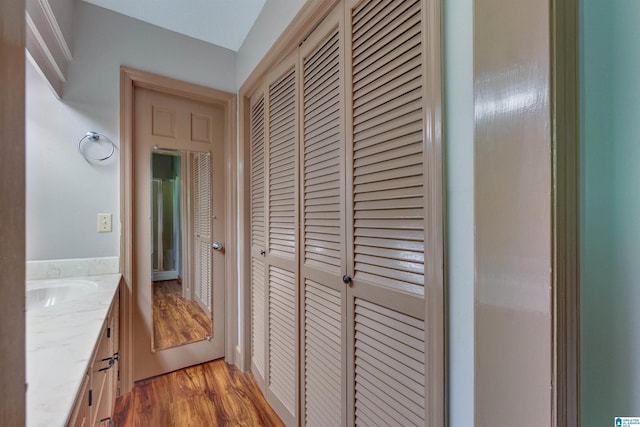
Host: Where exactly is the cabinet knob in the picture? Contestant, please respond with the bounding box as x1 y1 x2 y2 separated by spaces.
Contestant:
342 275 352 284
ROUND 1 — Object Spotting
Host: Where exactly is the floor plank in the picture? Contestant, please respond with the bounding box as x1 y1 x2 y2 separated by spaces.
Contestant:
112 359 283 427
152 280 212 349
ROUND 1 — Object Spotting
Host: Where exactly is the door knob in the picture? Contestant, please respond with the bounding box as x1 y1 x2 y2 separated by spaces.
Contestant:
342 275 352 284
212 242 224 251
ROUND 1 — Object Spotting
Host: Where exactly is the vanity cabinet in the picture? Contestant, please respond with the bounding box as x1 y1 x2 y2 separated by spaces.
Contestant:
66 290 119 427
67 373 89 427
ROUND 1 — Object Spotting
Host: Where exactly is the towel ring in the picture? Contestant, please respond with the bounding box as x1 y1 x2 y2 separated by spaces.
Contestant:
78 131 116 162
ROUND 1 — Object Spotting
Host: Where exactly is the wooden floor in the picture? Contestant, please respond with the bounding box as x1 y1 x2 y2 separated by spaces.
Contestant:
153 280 212 349
112 359 283 427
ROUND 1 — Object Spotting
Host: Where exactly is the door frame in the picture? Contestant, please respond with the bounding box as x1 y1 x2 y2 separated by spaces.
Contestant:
552 0 580 424
119 66 237 393
0 0 26 424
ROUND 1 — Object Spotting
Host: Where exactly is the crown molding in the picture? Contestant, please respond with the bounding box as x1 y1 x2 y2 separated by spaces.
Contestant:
25 0 73 97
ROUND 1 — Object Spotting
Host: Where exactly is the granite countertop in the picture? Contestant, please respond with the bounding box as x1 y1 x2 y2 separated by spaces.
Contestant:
26 273 121 427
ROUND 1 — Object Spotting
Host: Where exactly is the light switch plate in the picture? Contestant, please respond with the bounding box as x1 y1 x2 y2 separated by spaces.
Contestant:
97 213 112 233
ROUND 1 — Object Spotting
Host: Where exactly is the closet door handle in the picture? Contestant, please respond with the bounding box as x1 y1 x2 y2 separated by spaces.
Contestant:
260 249 266 256
342 275 352 284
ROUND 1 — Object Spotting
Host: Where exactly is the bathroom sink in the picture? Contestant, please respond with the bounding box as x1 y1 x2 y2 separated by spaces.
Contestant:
26 279 99 310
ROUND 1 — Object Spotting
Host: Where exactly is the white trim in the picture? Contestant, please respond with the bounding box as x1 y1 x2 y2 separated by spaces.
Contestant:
38 0 73 61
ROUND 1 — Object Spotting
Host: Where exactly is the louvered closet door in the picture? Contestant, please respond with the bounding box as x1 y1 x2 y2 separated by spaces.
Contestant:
299 7 346 427
345 0 434 425
264 51 299 427
249 90 267 388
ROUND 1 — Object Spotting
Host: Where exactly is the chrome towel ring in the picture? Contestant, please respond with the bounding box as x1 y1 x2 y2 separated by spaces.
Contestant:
78 131 116 162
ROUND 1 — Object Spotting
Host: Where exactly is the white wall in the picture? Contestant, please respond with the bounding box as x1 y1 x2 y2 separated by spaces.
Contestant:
235 0 306 88
444 0 474 424
26 2 236 260
581 0 640 424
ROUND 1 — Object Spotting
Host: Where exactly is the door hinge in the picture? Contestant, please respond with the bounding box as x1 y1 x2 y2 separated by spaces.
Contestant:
88 389 93 406
107 327 111 338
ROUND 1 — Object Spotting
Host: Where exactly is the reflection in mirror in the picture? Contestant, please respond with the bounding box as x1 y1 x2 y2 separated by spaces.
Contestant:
151 151 213 350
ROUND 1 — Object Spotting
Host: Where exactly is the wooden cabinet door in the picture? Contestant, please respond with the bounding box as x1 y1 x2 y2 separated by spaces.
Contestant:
67 373 89 427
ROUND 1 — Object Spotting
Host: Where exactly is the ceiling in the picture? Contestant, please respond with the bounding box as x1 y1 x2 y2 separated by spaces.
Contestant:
81 0 267 51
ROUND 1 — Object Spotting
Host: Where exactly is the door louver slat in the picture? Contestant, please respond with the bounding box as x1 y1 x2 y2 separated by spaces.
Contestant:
354 298 425 426
304 280 341 427
268 266 296 413
268 68 297 259
303 28 342 275
251 96 265 249
351 0 424 296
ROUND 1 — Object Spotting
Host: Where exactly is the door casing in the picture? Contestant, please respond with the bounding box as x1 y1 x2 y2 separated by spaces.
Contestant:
119 67 237 392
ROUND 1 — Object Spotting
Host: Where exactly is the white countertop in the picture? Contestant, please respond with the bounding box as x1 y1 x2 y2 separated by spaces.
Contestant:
26 273 121 427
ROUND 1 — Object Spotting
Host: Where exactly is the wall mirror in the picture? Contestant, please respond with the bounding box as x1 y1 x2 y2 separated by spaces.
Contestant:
151 150 213 351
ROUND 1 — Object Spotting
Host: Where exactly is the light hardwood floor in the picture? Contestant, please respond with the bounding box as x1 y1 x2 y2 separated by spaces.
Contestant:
152 280 211 349
113 359 283 426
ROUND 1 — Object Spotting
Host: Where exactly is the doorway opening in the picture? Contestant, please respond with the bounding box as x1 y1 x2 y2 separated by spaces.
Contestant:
119 67 237 391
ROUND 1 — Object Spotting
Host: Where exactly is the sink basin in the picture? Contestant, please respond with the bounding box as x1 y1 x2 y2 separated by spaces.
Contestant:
26 279 99 310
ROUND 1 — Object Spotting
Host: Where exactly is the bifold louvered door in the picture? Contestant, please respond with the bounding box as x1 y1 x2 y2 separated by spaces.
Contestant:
249 90 267 388
345 0 435 425
264 51 299 427
248 0 443 425
299 6 346 427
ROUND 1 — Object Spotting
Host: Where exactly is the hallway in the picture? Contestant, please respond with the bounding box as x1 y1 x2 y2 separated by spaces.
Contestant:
112 359 283 426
